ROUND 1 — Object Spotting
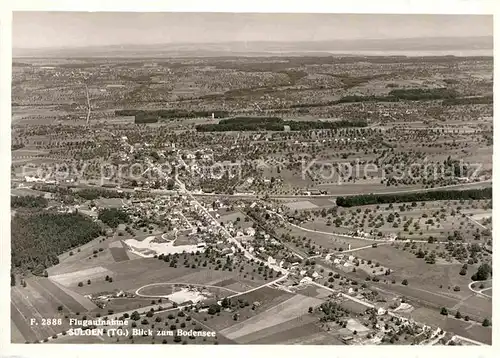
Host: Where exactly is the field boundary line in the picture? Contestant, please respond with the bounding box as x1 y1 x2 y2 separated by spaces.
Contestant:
13 286 57 337
29 279 75 314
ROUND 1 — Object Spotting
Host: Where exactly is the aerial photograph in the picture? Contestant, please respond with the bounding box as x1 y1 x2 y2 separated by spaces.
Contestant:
9 12 493 345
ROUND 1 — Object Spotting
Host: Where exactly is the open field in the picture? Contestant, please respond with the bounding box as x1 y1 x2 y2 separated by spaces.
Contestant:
50 266 115 287
314 242 492 326
299 200 492 242
294 284 332 299
62 256 267 296
452 294 492 320
353 245 480 296
220 294 324 340
236 317 322 344
47 235 115 276
192 287 295 331
277 222 375 256
109 241 131 262
31 278 92 312
186 286 334 345
276 329 344 345
10 276 96 342
69 259 194 294
136 282 240 304
481 288 492 296
11 305 39 343
285 201 319 210
11 319 27 343
339 246 493 324
95 198 125 208
404 307 491 344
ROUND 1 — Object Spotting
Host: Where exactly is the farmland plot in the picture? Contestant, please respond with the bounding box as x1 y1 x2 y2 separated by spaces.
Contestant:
353 245 475 296
237 315 319 344
11 319 26 343
11 305 38 342
405 307 491 344
109 241 130 262
220 294 323 340
50 266 115 287
71 259 194 294
10 276 97 342
11 287 59 340
193 287 294 331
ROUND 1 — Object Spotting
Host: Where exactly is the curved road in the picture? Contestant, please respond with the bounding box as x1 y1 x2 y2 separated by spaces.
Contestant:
468 280 492 298
270 210 475 246
135 282 241 297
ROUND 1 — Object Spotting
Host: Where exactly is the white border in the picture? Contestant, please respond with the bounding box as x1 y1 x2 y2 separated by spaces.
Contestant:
0 1 498 358
2 0 498 14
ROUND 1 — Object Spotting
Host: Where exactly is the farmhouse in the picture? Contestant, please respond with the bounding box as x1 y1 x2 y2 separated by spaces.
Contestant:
300 277 313 284
267 256 277 265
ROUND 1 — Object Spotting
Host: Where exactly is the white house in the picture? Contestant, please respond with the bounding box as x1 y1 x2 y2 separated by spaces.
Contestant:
24 176 43 183
300 277 313 284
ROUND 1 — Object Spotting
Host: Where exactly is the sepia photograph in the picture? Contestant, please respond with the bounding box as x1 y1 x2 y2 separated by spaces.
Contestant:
3 1 496 352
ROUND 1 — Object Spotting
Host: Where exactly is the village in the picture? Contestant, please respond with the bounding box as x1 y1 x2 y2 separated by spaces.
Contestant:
10 13 493 347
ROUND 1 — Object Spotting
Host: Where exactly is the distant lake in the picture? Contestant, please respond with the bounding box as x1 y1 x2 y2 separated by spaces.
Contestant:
265 49 493 57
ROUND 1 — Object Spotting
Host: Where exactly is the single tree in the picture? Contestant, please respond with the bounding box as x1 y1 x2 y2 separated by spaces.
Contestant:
130 311 140 321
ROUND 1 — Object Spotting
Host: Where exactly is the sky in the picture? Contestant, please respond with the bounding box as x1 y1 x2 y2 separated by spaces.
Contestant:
13 12 493 49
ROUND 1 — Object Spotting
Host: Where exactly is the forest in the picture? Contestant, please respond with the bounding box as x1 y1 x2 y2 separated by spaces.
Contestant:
115 109 229 123
11 211 103 275
196 117 367 132
98 208 130 228
11 195 48 209
291 87 459 108
442 96 493 106
336 187 492 207
76 188 127 200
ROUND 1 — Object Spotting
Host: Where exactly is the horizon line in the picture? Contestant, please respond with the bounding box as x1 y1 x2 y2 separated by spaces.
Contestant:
13 35 494 51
